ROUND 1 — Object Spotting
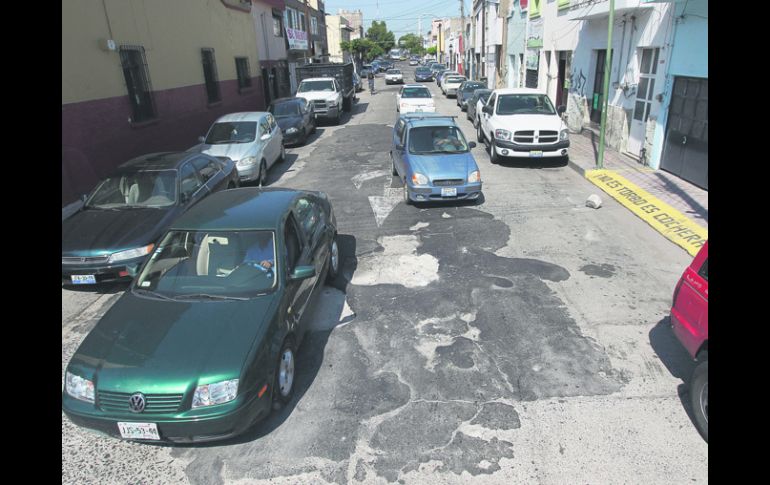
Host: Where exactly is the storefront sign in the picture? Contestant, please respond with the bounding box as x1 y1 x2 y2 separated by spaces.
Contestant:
286 27 308 51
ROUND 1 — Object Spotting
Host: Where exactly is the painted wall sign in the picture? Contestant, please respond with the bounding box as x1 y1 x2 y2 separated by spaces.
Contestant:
286 27 308 50
586 170 707 256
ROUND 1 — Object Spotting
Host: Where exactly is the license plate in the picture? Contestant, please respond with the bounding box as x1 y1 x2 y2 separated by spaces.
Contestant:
71 275 96 285
441 187 457 197
118 422 160 440
530 151 543 158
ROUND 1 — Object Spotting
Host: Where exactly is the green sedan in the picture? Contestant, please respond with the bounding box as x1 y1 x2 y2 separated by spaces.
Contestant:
62 187 340 443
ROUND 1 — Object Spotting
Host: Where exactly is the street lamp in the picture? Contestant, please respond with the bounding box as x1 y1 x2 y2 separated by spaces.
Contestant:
449 43 454 71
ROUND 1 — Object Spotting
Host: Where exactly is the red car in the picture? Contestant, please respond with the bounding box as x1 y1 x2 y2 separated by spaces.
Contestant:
670 241 708 442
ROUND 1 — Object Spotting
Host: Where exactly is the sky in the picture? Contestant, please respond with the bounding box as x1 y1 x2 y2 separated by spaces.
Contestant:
324 0 471 40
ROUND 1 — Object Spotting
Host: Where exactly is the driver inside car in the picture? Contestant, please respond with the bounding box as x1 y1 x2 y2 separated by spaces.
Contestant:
243 235 274 271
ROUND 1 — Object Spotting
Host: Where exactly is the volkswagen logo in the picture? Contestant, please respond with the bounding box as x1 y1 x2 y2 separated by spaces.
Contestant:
128 393 146 413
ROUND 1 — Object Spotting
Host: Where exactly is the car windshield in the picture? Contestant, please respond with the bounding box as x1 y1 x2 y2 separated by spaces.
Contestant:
134 230 277 299
497 94 556 115
463 83 486 92
297 80 334 92
408 126 469 154
416 68 431 73
433 64 446 70
205 121 257 144
402 88 431 98
87 169 177 209
269 102 301 117
387 69 401 74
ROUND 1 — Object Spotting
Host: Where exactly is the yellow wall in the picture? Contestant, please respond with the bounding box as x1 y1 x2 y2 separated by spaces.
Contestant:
62 0 260 104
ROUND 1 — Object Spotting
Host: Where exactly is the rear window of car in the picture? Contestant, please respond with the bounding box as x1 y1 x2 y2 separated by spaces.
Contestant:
446 77 466 83
402 88 431 98
387 69 401 74
463 83 485 91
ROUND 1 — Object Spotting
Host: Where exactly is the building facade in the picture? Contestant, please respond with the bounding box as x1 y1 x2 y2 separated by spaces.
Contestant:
339 9 364 40
253 0 291 105
502 0 527 88
326 15 354 63
472 0 504 86
62 0 263 207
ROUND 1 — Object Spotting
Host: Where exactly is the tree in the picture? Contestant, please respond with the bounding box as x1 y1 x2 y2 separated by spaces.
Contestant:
427 46 437 56
366 20 395 53
398 33 424 56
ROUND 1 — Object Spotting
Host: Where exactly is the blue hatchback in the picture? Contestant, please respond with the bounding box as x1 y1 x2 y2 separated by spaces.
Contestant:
390 113 482 205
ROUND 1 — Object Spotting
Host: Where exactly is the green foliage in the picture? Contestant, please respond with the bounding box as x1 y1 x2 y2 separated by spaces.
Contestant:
427 46 437 56
398 33 424 55
366 20 395 53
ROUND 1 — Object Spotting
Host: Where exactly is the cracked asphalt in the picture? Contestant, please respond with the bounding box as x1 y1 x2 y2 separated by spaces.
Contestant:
62 63 708 484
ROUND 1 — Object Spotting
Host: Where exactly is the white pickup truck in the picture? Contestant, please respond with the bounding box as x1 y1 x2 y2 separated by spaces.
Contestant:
295 77 345 125
477 88 569 164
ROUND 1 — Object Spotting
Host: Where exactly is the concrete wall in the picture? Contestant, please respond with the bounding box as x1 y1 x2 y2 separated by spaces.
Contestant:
649 0 708 169
62 0 263 206
505 1 527 88
252 1 288 63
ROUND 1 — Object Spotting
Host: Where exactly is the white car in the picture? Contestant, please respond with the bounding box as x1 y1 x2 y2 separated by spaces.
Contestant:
396 84 435 114
477 88 569 164
385 69 404 84
191 112 284 186
295 77 344 124
409 59 418 66
437 70 459 88
441 76 467 97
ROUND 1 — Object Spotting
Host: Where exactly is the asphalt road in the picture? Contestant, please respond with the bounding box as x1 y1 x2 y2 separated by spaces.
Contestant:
62 62 708 484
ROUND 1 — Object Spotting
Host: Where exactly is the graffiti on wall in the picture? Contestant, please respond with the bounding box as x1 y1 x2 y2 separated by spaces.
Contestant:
568 69 587 96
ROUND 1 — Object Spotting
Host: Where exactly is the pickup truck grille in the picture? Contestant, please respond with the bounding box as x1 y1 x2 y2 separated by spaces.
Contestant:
433 179 465 187
62 256 110 265
312 100 327 110
513 130 559 144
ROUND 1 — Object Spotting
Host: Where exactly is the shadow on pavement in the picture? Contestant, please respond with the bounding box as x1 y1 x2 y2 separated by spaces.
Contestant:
63 281 130 294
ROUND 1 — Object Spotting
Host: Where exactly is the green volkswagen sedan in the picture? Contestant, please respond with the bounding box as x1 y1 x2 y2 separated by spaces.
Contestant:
62 187 340 443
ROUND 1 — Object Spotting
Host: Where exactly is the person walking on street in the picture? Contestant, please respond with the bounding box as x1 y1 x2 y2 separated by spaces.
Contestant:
367 70 375 95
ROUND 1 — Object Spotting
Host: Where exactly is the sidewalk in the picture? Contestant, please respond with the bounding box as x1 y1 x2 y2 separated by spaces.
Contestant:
566 128 708 255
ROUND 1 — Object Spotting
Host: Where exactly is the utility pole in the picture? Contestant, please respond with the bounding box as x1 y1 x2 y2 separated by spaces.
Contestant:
597 0 615 169
481 0 486 82
460 0 465 76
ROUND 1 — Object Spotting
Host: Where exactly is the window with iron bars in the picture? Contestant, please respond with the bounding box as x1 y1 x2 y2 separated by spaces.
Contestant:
235 57 252 91
119 45 157 123
201 48 221 103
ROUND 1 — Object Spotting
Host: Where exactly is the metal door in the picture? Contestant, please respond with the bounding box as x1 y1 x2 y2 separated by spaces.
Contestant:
661 77 708 190
627 48 660 157
590 49 613 124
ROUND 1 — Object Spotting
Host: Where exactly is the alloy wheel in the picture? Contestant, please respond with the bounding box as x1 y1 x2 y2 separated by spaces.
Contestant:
278 349 295 397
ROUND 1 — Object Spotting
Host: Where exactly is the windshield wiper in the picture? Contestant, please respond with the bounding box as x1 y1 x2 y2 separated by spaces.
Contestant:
174 293 248 301
133 288 176 301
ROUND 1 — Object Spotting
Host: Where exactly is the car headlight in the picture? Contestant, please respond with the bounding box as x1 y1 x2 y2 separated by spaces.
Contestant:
494 129 512 141
108 244 154 263
192 379 239 408
411 172 429 186
328 100 338 107
65 371 95 403
237 156 257 167
468 170 481 183
560 129 569 141
286 127 299 134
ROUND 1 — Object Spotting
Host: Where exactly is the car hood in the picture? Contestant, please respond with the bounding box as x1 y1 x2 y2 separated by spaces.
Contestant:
62 207 178 255
496 114 564 131
275 116 303 131
296 92 338 103
69 291 280 393
190 142 256 162
408 152 477 179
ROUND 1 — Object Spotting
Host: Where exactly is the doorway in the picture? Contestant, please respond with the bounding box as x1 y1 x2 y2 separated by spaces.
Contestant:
661 77 708 190
627 48 660 158
556 51 571 107
590 49 613 124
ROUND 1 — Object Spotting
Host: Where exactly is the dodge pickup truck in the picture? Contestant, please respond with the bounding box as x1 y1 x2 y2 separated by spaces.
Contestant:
294 63 355 125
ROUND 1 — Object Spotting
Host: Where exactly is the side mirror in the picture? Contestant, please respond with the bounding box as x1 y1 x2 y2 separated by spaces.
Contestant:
289 265 316 281
396 143 404 151
557 105 567 115
198 136 205 143
468 141 477 148
181 192 191 203
260 134 271 141
80 194 88 203
482 105 492 114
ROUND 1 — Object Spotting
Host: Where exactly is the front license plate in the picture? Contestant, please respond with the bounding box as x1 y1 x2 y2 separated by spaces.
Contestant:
441 187 457 197
530 151 543 158
71 275 96 285
118 422 160 440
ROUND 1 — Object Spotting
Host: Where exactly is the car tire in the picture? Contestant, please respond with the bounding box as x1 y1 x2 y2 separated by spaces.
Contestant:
272 337 296 409
690 357 708 442
403 181 412 206
490 137 500 164
278 144 286 163
476 122 484 143
258 160 267 186
391 154 398 176
311 120 317 134
326 235 340 283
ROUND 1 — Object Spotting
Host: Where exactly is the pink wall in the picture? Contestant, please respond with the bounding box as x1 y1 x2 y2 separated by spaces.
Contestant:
62 78 265 206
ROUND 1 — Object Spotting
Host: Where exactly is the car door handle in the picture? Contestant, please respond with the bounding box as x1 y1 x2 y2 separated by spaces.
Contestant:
682 136 687 145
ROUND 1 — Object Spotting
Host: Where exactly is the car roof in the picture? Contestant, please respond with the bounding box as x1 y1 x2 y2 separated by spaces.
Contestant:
399 113 458 128
170 188 317 231
299 77 335 82
214 112 269 123
402 83 427 88
119 152 199 171
492 88 546 95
